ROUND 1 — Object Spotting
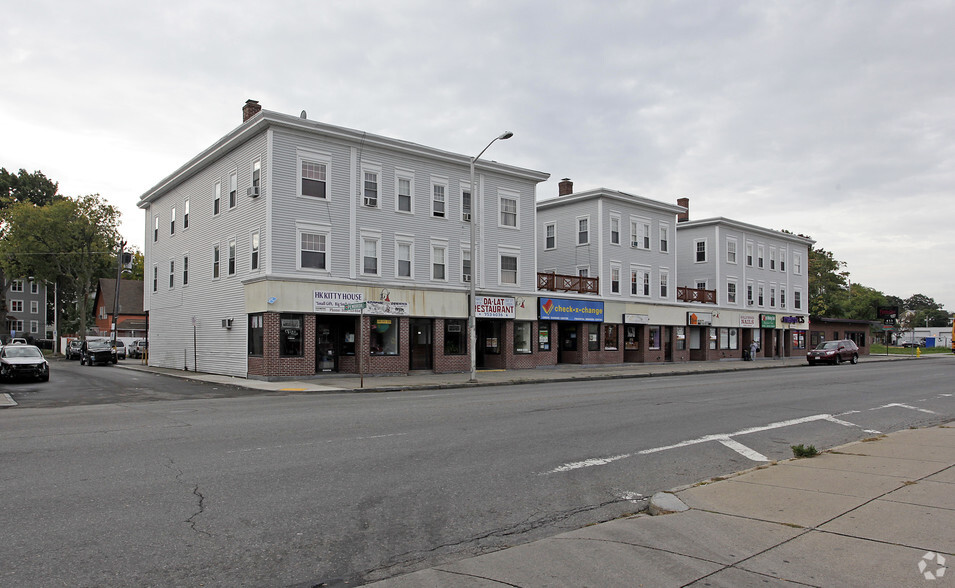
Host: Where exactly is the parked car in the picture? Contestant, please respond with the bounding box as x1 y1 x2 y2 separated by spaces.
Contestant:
128 339 147 359
9 338 28 345
80 339 117 366
900 341 922 348
0 344 50 381
66 340 83 360
807 339 859 365
113 340 126 360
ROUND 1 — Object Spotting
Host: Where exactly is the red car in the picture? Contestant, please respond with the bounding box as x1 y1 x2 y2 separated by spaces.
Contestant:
807 339 859 365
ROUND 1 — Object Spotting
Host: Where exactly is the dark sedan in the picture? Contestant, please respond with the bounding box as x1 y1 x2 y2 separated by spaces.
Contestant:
807 339 859 365
80 340 117 366
0 345 50 382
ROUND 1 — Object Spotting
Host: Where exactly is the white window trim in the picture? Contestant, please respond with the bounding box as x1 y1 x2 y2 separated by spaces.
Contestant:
576 265 590 277
794 252 803 275
30 300 38 314
694 238 708 263
460 242 472 284
727 279 738 305
544 222 557 250
630 265 651 298
610 263 622 294
296 221 332 273
726 237 738 264
213 181 221 215
251 158 261 191
361 162 382 208
10 299 23 312
361 230 382 277
430 239 449 282
212 242 221 281
250 229 261 272
395 234 415 279
630 216 651 249
659 223 670 253
498 190 520 229
182 252 189 287
746 241 754 267
168 258 176 290
228 169 238 209
659 269 670 298
460 181 472 222
170 206 176 235
498 246 520 285
757 244 765 269
395 168 414 214
183 198 190 230
610 214 621 246
227 237 237 276
779 248 787 272
431 176 448 219
576 215 590 246
297 149 332 200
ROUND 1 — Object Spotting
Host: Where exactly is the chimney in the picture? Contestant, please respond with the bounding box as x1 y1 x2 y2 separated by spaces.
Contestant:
242 99 262 122
677 197 689 222
558 178 574 196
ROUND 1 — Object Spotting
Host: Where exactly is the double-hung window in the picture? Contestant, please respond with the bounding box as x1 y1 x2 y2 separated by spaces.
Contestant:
183 254 189 286
659 225 669 252
431 243 447 280
251 159 260 194
577 217 589 245
183 199 190 229
544 223 556 250
757 244 765 269
250 231 260 271
229 171 238 209
300 156 328 199
610 215 620 245
396 172 413 213
727 239 737 263
170 207 176 235
659 270 669 298
500 195 517 227
153 215 159 242
396 239 413 278
152 266 158 292
695 239 707 262
169 260 175 289
461 185 471 221
300 231 327 270
630 219 650 249
611 265 620 294
214 181 221 215
631 267 650 296
213 244 220 279
727 281 737 304
363 170 379 207
500 253 518 284
431 180 446 217
362 235 380 275
462 247 471 283
228 238 236 275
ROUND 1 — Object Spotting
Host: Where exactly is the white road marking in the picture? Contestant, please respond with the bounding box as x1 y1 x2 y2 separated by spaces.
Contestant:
618 491 644 503
718 438 768 461
547 454 631 474
825 416 860 428
872 403 937 414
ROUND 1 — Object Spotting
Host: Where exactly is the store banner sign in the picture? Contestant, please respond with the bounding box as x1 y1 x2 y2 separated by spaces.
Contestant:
687 312 713 326
365 300 409 316
760 314 777 328
539 297 604 322
474 296 516 319
624 313 650 324
314 290 364 312
740 315 757 328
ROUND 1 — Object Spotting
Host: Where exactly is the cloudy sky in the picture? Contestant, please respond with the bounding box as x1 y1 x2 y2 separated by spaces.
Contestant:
3 0 953 310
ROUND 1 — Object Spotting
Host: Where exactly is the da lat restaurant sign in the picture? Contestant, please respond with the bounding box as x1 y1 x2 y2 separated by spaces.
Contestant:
538 297 604 322
474 296 516 319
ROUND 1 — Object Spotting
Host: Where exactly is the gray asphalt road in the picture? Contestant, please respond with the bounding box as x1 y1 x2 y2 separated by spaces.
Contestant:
1 359 952 586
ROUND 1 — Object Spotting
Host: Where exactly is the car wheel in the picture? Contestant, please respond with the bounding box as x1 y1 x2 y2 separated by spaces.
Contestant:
850 354 858 364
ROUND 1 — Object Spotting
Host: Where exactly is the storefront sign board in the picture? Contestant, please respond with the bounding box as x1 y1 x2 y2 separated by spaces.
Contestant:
538 297 604 322
474 296 516 319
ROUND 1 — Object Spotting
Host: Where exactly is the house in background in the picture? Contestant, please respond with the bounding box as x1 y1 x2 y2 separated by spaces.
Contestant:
92 279 147 338
4 277 48 342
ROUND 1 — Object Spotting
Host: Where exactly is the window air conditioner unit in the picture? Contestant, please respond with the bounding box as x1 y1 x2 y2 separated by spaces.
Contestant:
463 274 471 282
363 197 377 207
247 186 260 197
222 318 234 329
631 241 640 248
462 213 471 222
747 300 754 306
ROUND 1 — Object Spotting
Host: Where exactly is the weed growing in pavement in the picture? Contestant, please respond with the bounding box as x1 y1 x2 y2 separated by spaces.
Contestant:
790 444 818 458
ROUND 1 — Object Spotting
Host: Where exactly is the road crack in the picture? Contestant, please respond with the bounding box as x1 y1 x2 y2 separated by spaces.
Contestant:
165 457 212 537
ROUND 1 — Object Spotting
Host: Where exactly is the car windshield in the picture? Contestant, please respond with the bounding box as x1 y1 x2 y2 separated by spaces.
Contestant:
2 347 42 358
817 341 842 350
88 341 111 350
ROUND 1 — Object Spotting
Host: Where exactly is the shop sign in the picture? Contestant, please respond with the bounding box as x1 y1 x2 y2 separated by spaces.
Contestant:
365 300 409 316
740 315 757 328
687 312 713 326
474 296 516 319
314 290 364 312
623 313 650 324
539 297 604 322
781 316 806 325
760 314 777 328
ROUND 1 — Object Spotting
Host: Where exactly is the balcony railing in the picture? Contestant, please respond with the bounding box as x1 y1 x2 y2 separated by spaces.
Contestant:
537 272 599 294
677 286 717 304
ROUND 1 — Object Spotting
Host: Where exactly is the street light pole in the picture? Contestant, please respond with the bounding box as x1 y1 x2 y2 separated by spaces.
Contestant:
469 131 513 383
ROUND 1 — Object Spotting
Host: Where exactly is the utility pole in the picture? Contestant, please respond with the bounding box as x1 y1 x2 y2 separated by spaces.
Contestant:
111 240 127 350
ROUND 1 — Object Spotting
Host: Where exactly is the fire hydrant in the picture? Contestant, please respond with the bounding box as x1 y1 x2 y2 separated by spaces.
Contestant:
916 347 922 358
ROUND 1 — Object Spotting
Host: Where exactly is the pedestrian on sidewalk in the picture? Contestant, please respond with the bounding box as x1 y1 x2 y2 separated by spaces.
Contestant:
750 341 758 361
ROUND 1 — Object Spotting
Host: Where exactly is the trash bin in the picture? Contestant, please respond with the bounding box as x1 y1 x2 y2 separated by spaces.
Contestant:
743 349 750 361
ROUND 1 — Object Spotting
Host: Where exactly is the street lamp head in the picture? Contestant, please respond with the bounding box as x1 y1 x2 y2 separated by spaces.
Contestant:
498 131 514 140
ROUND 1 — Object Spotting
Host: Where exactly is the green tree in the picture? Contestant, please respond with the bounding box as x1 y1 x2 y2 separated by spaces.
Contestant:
904 293 941 312
808 246 848 317
0 195 120 338
127 248 145 282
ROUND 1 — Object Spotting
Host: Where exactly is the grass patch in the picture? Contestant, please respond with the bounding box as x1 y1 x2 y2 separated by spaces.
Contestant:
791 444 819 458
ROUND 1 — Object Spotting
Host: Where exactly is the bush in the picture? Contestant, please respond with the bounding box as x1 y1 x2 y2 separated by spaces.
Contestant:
791 444 819 458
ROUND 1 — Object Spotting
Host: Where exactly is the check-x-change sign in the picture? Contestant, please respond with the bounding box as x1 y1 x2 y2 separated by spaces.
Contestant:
539 297 604 322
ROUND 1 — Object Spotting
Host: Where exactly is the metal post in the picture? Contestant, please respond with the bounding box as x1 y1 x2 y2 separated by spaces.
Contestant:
111 240 126 351
468 132 513 384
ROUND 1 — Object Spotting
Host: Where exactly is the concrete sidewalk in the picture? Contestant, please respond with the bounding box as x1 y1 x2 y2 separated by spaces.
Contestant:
366 422 955 587
118 353 923 395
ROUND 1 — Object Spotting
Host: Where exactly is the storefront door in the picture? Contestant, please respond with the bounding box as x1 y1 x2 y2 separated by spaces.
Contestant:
316 320 339 372
558 322 578 364
409 318 433 370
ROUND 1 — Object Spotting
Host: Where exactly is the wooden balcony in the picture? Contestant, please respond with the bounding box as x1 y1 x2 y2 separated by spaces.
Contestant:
537 272 599 294
677 286 717 304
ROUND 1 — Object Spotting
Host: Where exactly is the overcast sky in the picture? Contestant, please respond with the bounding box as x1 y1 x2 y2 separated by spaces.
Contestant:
3 0 953 310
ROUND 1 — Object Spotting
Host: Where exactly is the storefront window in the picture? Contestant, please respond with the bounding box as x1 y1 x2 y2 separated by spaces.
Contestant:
483 321 501 355
280 314 303 357
248 313 264 356
604 324 618 351
675 326 685 350
514 321 532 354
370 317 399 355
792 331 806 349
444 319 466 355
719 328 739 350
538 323 551 351
709 327 718 350
625 325 639 350
587 323 600 351
649 326 661 350
342 321 356 355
